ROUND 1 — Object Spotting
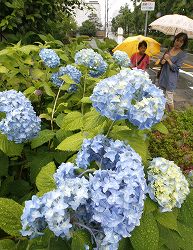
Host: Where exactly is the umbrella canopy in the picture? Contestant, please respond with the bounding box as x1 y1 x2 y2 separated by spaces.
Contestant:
149 14 193 38
112 35 160 57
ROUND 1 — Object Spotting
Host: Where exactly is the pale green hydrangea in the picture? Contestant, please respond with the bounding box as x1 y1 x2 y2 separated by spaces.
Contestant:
147 157 190 212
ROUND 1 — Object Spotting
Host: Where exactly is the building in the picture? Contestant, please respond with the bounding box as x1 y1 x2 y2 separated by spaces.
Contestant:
74 0 102 27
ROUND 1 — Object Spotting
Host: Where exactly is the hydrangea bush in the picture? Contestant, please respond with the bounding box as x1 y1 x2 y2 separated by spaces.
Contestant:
0 39 192 250
21 136 146 249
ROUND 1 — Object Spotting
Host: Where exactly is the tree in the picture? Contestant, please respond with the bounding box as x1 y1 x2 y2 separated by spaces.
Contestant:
0 0 82 34
111 4 144 35
88 12 102 30
79 20 96 37
111 5 132 34
111 0 193 37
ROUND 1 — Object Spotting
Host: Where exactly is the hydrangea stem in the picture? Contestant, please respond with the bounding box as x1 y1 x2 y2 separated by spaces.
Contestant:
74 222 98 249
81 77 86 116
78 169 95 178
106 121 115 137
51 89 61 131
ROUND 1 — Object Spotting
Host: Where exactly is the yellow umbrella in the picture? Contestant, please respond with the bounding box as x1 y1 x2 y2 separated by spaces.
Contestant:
112 35 160 57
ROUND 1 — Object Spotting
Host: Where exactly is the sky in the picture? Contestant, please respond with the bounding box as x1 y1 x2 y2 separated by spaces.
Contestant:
97 0 134 24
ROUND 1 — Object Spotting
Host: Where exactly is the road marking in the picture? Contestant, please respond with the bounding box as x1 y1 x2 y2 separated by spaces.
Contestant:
179 69 193 78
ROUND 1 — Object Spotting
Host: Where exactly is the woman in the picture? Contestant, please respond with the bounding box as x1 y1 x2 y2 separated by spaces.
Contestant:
159 32 188 112
130 40 150 71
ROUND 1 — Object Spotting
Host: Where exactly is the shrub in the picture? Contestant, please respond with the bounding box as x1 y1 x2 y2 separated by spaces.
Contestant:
149 109 193 170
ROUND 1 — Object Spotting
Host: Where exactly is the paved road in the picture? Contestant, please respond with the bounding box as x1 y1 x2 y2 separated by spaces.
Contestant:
148 52 193 110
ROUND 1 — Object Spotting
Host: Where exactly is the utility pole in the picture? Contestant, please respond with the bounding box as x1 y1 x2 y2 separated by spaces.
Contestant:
144 11 148 36
106 0 109 37
105 0 107 36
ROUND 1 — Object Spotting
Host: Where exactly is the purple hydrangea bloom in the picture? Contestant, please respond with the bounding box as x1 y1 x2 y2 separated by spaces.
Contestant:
75 49 107 77
91 68 166 129
39 48 60 68
0 90 41 143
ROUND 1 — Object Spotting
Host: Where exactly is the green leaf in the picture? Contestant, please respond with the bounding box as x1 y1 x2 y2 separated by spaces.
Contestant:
178 189 193 227
0 239 15 249
152 122 169 135
60 74 74 84
144 196 158 214
36 162 56 195
81 97 92 104
0 152 8 176
38 34 48 41
118 238 133 250
158 225 182 250
56 129 73 143
28 151 54 183
0 65 9 73
54 151 75 164
19 45 39 54
131 213 159 250
31 130 55 149
23 86 36 95
109 129 149 163
56 132 84 151
50 237 71 250
43 82 56 97
55 113 65 128
71 230 92 250
0 198 23 237
9 180 32 198
176 222 193 250
0 134 23 157
83 109 106 131
155 211 178 232
0 176 14 197
39 113 51 121
61 111 83 131
31 68 45 80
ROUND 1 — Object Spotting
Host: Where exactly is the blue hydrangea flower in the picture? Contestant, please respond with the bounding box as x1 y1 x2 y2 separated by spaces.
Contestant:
41 190 72 238
21 195 46 238
21 162 90 239
54 162 78 187
147 157 190 212
113 50 131 67
51 65 82 91
0 90 41 143
75 49 107 77
76 135 146 247
39 48 60 68
91 68 166 129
